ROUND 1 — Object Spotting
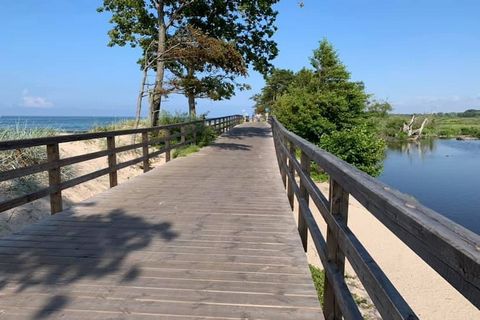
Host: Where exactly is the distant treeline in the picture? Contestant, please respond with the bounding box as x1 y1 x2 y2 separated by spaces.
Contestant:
394 109 480 118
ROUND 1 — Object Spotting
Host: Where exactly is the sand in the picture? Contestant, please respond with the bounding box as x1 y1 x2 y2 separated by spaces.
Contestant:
305 182 479 319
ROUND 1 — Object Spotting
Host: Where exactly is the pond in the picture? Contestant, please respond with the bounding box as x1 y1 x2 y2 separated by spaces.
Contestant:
379 139 480 235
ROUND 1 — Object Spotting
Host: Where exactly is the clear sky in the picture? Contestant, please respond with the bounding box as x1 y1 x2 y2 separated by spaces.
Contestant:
0 0 479 117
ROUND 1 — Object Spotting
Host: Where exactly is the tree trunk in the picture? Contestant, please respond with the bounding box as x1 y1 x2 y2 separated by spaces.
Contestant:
135 67 148 129
186 66 196 117
150 0 166 127
188 93 196 117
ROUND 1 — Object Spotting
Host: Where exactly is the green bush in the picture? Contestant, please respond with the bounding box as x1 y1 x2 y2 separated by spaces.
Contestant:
197 125 217 147
320 125 386 177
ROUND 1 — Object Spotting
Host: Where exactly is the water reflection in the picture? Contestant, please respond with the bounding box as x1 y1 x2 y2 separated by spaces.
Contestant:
386 138 436 160
380 139 480 234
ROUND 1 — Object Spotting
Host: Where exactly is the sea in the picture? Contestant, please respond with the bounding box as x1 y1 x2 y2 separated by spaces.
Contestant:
0 116 134 133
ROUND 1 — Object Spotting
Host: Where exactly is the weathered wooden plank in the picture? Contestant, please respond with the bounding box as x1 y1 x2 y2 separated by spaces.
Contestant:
0 122 322 320
46 143 62 214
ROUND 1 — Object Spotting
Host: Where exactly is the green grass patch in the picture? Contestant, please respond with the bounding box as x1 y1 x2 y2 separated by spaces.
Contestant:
173 144 201 159
377 114 480 139
309 264 325 304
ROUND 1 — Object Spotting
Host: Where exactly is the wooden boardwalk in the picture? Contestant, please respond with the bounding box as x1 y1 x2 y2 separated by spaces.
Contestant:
0 123 323 319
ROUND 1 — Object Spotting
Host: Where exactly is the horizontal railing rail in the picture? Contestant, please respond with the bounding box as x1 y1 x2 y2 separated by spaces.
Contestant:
270 116 480 320
0 115 243 215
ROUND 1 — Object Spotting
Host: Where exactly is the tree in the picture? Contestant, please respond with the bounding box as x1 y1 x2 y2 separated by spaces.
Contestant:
270 39 386 176
99 0 279 125
367 100 393 117
166 26 247 116
253 68 295 114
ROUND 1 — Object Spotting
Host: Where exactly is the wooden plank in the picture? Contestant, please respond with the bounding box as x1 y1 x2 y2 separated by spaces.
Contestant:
46 143 62 214
141 132 150 172
0 119 208 150
287 141 295 209
323 178 349 320
298 150 310 252
106 136 117 188
0 122 322 320
165 129 171 162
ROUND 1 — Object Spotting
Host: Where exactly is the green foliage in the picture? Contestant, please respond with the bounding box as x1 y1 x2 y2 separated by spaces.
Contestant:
377 114 480 139
197 125 217 147
320 125 386 176
99 0 280 118
309 264 325 305
253 68 295 114
310 163 329 183
457 109 480 117
366 100 393 117
173 144 200 158
268 39 385 176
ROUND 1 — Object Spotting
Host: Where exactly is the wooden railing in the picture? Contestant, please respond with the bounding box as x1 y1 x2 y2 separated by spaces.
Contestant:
0 115 242 215
270 116 480 320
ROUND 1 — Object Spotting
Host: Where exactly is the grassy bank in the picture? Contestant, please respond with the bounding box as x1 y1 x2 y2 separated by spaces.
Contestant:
378 114 480 140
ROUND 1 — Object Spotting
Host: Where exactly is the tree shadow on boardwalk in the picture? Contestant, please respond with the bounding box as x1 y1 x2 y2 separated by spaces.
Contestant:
210 142 252 151
225 125 272 140
0 205 178 319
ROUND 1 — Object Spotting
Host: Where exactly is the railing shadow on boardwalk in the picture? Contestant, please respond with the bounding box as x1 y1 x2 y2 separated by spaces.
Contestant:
0 205 178 319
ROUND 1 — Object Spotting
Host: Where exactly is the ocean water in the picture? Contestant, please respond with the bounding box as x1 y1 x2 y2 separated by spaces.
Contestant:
0 116 134 132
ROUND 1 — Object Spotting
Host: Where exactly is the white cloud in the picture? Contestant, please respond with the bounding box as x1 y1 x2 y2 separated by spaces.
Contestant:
21 89 53 108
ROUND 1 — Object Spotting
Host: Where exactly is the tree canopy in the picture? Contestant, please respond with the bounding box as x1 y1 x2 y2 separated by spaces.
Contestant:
99 0 279 122
258 39 386 176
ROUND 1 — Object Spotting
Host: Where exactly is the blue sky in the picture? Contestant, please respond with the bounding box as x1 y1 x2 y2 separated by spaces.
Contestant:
0 0 479 117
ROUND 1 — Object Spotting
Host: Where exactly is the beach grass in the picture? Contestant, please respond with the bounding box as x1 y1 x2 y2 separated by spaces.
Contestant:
0 125 75 193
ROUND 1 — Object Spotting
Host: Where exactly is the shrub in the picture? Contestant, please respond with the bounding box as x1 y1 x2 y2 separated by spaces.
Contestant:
320 125 386 177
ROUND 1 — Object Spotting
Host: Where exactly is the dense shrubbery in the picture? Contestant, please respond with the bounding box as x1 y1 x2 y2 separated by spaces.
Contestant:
256 39 386 176
320 125 386 176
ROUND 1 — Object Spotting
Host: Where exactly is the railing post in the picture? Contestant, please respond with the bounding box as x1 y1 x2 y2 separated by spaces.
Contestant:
107 136 117 188
181 125 186 144
287 141 295 210
324 178 349 320
280 135 287 188
298 151 310 252
46 143 62 214
193 124 197 144
142 132 150 172
165 129 171 162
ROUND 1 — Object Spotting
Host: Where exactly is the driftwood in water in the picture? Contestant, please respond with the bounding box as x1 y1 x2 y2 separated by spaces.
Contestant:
402 115 428 139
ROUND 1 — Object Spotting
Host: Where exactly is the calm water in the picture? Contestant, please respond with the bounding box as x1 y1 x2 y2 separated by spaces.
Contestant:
0 116 133 132
380 139 480 234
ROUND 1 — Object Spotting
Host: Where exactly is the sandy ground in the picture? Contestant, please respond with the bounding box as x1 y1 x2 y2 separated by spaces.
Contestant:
0 134 166 237
305 182 479 319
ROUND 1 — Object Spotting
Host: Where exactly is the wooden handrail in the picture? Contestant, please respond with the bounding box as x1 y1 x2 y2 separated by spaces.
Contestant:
270 116 480 320
0 115 243 215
